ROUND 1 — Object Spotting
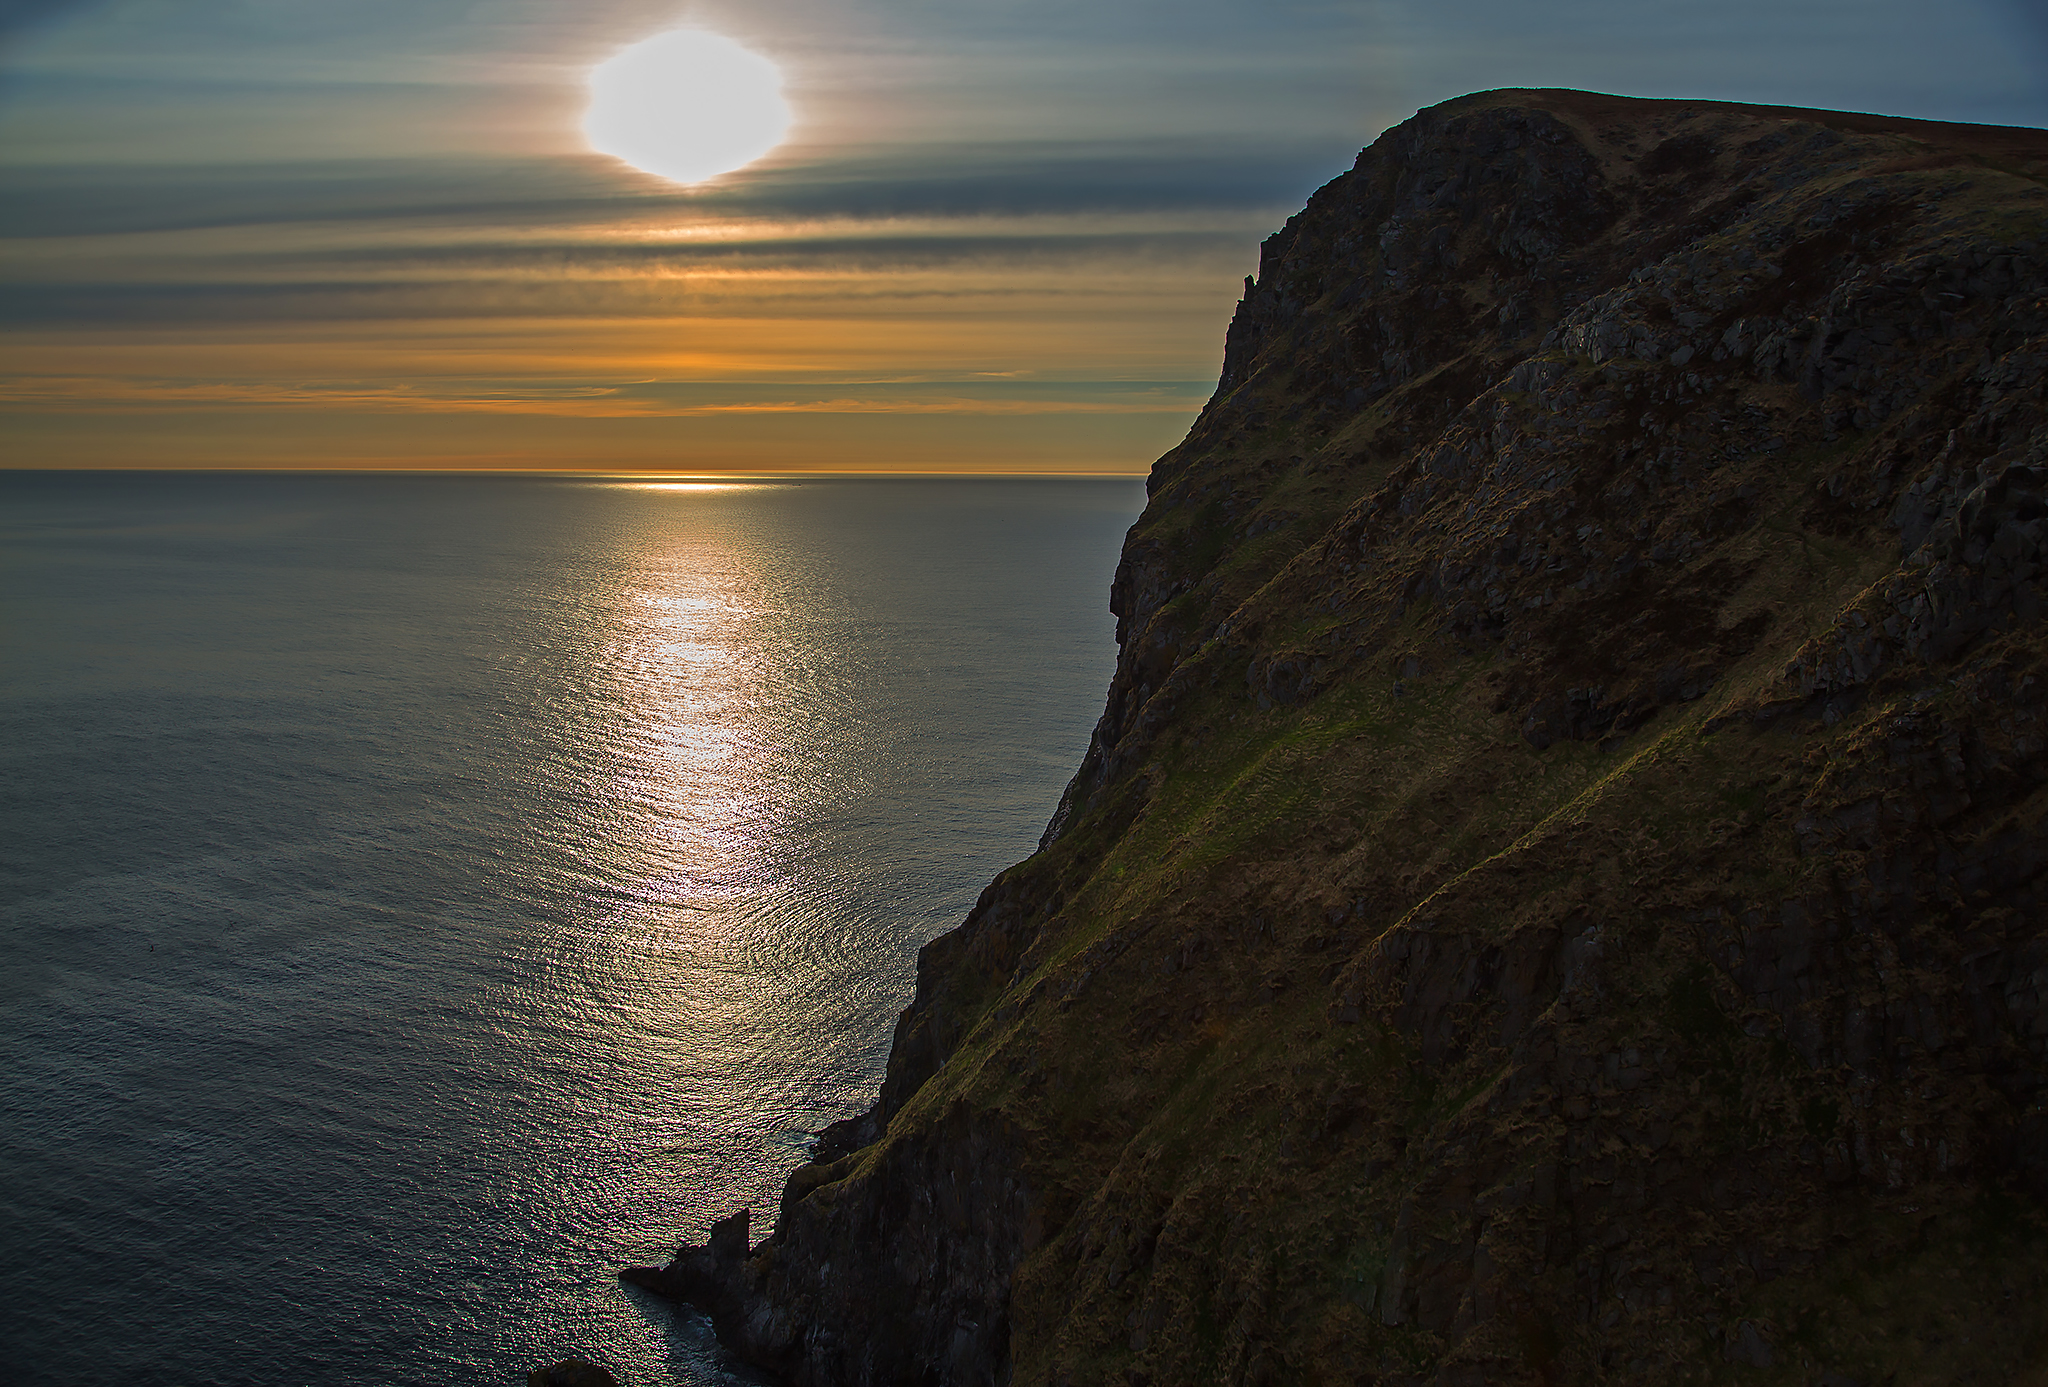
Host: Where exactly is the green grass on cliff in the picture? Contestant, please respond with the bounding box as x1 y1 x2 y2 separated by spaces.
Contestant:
867 632 2048 1386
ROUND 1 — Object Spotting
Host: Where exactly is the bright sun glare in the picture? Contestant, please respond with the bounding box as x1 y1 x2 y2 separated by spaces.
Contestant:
584 29 792 186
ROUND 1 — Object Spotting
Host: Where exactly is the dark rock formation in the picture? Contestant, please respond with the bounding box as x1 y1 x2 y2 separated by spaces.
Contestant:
630 89 2048 1384
528 1360 620 1387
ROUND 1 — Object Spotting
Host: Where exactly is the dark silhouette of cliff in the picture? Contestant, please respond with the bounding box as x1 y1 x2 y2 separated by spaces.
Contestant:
629 89 2048 1385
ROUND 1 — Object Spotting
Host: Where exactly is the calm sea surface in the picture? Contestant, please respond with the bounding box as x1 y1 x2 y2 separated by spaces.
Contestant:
0 471 1143 1386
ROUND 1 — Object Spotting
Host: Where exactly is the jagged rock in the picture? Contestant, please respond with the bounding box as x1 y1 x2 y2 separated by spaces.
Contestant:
621 1209 754 1349
630 89 2048 1385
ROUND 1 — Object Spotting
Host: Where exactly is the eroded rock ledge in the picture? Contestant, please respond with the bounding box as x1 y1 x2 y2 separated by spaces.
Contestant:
630 89 2048 1385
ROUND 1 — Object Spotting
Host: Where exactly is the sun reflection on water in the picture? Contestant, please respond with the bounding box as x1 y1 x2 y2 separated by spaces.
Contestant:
584 478 770 493
510 500 841 1364
598 566 778 939
477 478 1141 1385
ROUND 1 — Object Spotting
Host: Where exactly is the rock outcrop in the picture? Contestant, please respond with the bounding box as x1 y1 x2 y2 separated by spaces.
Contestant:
630 89 2048 1384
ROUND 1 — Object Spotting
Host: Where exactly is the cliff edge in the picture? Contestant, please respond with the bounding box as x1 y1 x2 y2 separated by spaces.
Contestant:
629 89 2048 1384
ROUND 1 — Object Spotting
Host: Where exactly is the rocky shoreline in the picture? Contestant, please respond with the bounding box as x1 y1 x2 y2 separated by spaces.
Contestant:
628 89 2048 1384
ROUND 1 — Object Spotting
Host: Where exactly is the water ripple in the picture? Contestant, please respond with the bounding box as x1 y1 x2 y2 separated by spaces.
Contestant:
1 471 1140 1386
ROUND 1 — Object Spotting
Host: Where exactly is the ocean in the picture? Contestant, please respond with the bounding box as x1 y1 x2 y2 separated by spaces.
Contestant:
0 470 1144 1386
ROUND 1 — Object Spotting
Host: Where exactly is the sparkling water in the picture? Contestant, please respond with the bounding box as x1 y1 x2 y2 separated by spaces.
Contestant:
0 471 1142 1385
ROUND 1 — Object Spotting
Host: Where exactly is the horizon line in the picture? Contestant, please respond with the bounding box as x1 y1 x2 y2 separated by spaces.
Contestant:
0 465 1154 480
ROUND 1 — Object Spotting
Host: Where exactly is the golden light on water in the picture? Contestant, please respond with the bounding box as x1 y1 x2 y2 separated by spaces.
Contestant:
602 480 765 493
584 29 793 186
618 584 762 875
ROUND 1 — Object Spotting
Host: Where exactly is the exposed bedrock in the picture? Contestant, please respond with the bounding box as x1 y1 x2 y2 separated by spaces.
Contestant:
630 89 2048 1384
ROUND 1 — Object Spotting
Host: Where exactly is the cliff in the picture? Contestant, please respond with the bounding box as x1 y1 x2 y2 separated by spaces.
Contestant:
627 89 2048 1384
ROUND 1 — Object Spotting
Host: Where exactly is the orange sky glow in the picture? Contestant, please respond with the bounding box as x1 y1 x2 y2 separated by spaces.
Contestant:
4 0 2042 473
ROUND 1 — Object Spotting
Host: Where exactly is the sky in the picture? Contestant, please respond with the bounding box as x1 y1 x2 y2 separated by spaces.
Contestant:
2 0 2045 474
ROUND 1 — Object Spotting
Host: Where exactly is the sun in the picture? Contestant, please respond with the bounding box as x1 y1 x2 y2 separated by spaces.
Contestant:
584 29 792 186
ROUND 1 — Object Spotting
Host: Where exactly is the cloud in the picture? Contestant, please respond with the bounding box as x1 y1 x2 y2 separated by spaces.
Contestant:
1378 0 2046 126
0 250 1250 326
0 0 109 48
7 0 2042 473
0 375 643 412
1 135 1349 237
0 373 1211 418
0 139 1311 328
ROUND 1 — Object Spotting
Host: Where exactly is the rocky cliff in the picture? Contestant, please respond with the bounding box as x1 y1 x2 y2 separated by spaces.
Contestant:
628 89 2048 1384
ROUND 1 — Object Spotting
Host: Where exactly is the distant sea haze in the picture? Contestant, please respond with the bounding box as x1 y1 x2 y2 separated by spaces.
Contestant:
0 471 1142 1385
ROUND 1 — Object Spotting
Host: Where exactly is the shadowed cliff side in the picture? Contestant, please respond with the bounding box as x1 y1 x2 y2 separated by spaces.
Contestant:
628 89 2048 1384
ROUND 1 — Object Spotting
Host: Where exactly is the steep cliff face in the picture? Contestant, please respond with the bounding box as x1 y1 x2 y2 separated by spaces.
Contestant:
631 90 2048 1384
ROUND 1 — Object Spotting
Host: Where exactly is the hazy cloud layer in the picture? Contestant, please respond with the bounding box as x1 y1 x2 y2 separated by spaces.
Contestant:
2 0 2043 470
1 138 1353 236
